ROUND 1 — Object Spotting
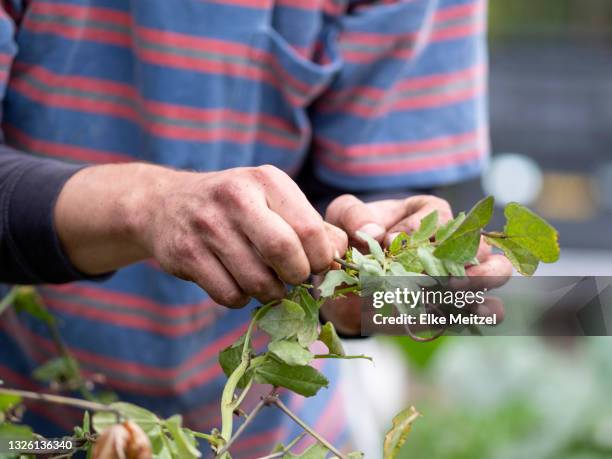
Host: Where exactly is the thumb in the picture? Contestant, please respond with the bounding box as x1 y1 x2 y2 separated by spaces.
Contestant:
325 194 385 244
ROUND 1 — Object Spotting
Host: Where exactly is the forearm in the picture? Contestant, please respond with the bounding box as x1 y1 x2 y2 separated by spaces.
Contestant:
54 162 180 275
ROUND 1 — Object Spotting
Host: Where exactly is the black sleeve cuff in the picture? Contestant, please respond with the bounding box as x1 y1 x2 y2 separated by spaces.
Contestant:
6 157 112 283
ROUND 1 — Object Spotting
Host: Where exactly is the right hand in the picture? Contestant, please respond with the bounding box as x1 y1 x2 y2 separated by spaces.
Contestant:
140 165 347 308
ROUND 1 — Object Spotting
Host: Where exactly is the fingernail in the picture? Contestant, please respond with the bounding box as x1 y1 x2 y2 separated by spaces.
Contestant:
357 223 385 239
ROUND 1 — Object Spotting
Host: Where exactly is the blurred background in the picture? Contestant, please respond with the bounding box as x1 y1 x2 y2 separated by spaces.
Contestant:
341 1 612 457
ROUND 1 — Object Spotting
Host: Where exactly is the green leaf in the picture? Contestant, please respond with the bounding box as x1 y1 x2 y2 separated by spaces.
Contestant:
417 246 448 277
219 342 252 389
389 262 412 277
383 406 420 459
0 394 21 412
259 299 305 340
435 212 466 243
13 287 55 325
93 402 161 435
269 340 314 366
410 210 438 243
395 249 423 273
0 423 32 441
434 196 494 263
356 230 385 263
33 356 79 384
319 322 345 356
254 359 328 397
503 202 560 263
347 453 365 459
284 442 329 458
485 236 539 276
318 271 358 298
443 259 466 277
164 415 201 459
389 232 410 255
297 318 319 348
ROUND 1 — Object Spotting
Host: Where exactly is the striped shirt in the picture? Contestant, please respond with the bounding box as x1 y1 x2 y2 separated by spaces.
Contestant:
0 0 488 456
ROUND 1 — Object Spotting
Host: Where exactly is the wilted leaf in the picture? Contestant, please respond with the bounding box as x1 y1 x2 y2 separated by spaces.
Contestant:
409 210 438 243
356 230 385 263
269 340 314 366
383 406 420 459
259 300 305 340
319 322 345 356
417 246 448 277
318 271 358 298
254 359 328 397
485 236 539 276
164 415 201 459
503 202 560 263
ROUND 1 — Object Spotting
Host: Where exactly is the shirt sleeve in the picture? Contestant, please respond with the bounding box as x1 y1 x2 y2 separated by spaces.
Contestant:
0 145 99 283
0 4 104 284
309 0 489 192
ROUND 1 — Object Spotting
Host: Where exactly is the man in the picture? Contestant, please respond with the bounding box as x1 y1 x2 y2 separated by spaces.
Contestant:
0 0 510 455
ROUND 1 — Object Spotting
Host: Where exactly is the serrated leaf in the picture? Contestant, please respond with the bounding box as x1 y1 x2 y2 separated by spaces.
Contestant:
417 246 448 277
318 270 358 298
164 415 201 459
410 210 438 243
389 232 410 254
383 406 420 459
356 230 385 263
395 249 423 273
434 196 494 263
269 340 314 366
319 322 345 356
435 212 466 243
503 202 560 263
485 236 539 276
259 299 305 340
93 402 161 436
254 359 328 397
284 442 329 458
443 259 466 277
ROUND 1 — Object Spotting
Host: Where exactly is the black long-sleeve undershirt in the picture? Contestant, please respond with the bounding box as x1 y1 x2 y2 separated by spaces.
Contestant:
0 145 90 284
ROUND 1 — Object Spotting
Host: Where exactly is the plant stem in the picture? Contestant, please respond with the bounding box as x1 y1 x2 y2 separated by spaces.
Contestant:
333 257 359 272
0 286 18 317
0 388 120 419
254 432 306 459
269 395 346 459
481 230 507 239
219 301 277 450
313 354 372 361
217 387 278 457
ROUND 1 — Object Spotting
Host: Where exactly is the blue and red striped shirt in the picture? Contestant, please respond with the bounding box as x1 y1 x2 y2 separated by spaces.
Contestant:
0 0 488 456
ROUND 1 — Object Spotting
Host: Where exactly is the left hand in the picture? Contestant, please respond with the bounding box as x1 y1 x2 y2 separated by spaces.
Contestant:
320 194 513 335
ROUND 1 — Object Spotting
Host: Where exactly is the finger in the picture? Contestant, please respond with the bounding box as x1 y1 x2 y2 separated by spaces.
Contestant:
464 254 513 290
214 233 286 303
187 250 250 308
243 207 312 284
325 222 348 264
475 236 492 262
325 194 388 245
384 195 453 246
257 166 335 274
473 296 505 323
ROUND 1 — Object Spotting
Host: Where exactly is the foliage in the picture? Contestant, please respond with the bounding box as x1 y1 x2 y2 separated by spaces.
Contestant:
0 197 560 459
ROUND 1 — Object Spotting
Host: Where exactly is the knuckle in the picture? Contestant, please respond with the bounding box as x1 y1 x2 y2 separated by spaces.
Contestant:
261 236 294 260
253 164 285 182
295 220 325 242
244 275 272 296
218 289 249 308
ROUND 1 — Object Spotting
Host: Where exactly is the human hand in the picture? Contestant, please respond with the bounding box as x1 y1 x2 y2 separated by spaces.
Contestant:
56 164 347 308
319 194 512 334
